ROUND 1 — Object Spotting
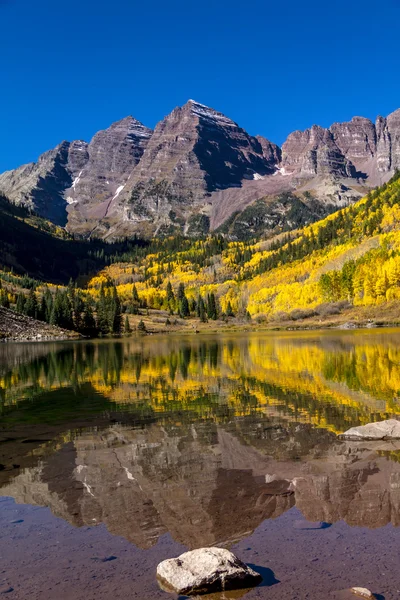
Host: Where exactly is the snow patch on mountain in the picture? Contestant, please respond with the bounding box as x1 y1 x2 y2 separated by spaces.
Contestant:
112 185 125 200
72 170 83 189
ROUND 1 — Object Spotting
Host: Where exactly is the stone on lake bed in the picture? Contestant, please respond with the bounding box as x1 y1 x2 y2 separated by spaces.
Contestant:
351 587 374 598
340 419 400 440
293 519 330 530
156 547 262 595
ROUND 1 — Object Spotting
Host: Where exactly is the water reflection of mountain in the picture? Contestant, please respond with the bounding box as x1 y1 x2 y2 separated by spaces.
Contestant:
2 331 400 549
2 420 400 549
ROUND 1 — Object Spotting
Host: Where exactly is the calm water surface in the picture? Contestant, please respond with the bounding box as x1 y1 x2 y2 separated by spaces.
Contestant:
1 330 400 599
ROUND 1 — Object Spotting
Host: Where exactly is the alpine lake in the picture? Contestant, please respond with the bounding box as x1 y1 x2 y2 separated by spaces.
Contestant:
1 329 400 599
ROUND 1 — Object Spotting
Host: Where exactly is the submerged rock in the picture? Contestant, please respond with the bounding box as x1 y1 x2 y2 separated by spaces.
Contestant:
351 587 374 598
293 519 331 530
156 547 262 595
341 419 400 440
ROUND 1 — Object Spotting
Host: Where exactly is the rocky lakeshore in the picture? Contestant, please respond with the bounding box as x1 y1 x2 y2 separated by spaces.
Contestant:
0 306 80 342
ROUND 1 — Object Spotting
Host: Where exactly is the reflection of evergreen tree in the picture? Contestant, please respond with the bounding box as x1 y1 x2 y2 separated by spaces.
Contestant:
208 342 219 369
168 351 178 382
199 343 207 368
179 345 192 379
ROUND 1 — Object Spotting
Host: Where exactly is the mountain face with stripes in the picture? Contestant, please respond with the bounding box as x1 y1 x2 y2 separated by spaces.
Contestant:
1 101 400 239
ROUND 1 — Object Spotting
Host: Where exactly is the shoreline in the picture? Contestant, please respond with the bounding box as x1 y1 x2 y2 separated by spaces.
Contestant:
3 304 400 344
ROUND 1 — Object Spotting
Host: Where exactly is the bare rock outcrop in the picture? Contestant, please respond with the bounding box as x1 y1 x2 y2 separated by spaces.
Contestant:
0 117 152 231
281 125 356 178
66 116 152 235
340 419 400 440
156 547 262 595
330 117 377 173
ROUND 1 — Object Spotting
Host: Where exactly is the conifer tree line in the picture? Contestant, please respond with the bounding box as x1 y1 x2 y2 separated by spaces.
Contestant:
1 278 124 336
0 275 231 338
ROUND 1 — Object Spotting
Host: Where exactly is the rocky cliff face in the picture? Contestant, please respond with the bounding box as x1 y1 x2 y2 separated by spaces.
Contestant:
2 103 400 238
66 117 153 235
330 117 377 172
0 117 152 229
99 100 280 238
282 109 400 185
281 125 356 178
0 140 88 225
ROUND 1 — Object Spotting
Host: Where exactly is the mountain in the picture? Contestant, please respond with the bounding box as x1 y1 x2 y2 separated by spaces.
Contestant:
0 140 88 225
88 100 282 238
66 116 153 235
1 102 400 239
76 170 400 330
0 117 152 229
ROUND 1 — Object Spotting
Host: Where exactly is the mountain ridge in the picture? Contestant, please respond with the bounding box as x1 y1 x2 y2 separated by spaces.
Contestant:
1 101 400 240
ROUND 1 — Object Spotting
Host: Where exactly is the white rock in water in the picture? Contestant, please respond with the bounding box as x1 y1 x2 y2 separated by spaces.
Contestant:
341 419 400 440
156 547 262 595
351 587 374 598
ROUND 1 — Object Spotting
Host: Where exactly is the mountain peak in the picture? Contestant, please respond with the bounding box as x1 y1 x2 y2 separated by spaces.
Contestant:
107 116 152 138
187 99 208 107
182 99 238 129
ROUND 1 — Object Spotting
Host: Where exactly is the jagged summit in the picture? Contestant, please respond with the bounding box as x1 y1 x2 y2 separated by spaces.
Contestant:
108 115 152 136
184 99 238 127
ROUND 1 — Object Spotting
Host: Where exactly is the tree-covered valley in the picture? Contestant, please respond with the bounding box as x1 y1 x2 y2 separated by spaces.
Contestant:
2 171 400 337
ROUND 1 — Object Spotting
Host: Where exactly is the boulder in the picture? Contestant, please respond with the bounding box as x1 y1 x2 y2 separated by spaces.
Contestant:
341 419 400 440
156 547 262 595
351 587 374 598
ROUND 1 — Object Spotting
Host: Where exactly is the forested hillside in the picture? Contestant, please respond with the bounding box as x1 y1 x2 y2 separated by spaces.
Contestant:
2 172 400 333
0 194 147 284
83 171 400 324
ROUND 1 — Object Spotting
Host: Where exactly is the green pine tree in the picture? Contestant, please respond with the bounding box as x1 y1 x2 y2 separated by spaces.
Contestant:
124 314 131 334
25 288 38 319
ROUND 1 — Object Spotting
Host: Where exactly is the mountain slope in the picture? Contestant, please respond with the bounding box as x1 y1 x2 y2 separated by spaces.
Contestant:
0 141 88 225
66 116 153 235
0 306 79 341
85 171 400 329
0 195 146 283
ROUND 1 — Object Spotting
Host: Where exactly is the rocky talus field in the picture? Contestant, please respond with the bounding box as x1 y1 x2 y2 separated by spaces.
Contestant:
0 307 80 341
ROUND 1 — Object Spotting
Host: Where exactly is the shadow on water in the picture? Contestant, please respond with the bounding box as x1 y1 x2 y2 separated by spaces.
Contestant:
247 565 280 587
176 565 279 599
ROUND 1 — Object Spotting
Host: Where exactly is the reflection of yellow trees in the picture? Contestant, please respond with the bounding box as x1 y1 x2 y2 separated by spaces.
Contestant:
3 333 400 432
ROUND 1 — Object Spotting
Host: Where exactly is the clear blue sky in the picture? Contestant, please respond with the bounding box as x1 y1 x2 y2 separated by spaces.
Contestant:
1 0 400 172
